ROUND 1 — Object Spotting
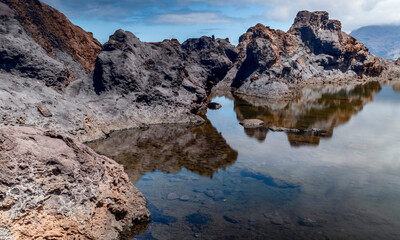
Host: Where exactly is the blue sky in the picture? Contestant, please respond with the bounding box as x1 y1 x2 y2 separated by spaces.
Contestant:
42 0 400 45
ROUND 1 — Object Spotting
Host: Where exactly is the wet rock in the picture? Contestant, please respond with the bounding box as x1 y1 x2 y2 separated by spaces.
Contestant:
297 217 322 227
37 104 53 117
179 195 190 201
204 189 225 201
0 126 150 240
147 203 177 226
207 102 222 110
223 214 239 224
240 170 298 189
185 213 212 230
167 192 180 200
240 119 264 128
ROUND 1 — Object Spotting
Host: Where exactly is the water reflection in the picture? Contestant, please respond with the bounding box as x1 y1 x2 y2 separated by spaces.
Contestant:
232 81 382 146
87 82 400 240
87 121 238 183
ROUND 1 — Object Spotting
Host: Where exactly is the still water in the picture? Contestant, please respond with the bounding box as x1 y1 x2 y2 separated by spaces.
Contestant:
88 81 400 240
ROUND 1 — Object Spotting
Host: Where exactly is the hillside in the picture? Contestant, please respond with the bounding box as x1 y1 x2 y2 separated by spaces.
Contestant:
351 25 400 59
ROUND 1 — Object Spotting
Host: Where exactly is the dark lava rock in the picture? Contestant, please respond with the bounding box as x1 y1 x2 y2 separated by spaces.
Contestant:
147 203 177 226
207 102 222 110
93 30 236 114
223 214 239 224
185 213 212 229
240 170 298 189
231 11 384 97
0 126 150 240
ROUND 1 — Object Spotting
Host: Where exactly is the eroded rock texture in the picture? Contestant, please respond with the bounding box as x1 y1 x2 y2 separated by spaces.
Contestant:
231 11 384 97
0 3 73 90
1 0 101 72
0 126 150 240
0 0 101 91
94 30 237 114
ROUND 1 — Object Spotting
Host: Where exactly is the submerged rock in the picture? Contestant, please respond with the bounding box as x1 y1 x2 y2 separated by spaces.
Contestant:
0 126 150 240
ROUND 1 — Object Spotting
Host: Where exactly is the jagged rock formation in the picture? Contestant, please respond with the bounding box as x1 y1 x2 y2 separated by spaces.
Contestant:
230 11 384 97
94 30 237 114
0 0 393 142
0 126 150 240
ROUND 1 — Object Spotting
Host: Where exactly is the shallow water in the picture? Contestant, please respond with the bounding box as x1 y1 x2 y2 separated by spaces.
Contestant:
88 81 400 240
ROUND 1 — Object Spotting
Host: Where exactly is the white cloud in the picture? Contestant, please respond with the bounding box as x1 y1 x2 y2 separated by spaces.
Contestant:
153 12 234 25
261 0 400 31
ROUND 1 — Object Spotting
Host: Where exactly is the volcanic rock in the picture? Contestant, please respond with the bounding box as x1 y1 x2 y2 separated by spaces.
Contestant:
0 126 150 240
0 2 74 90
1 0 101 72
231 11 384 97
93 30 236 114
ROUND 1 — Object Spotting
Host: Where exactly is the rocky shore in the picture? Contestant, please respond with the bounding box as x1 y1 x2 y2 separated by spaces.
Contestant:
1 0 400 239
1 1 398 142
0 126 150 239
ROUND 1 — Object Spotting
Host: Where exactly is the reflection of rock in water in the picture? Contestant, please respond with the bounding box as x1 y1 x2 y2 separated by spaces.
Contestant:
243 127 268 142
393 82 400 93
87 122 238 183
233 81 382 146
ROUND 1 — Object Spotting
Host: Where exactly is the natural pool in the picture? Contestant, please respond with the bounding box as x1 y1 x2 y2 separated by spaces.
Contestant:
88 81 400 240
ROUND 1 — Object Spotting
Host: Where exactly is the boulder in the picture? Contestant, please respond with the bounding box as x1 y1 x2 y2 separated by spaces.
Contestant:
0 126 150 240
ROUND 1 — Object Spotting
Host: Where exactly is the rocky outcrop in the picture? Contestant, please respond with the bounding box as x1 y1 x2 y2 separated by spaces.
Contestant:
0 1 393 143
1 0 101 72
94 30 236 114
0 126 150 240
0 3 73 90
231 11 384 97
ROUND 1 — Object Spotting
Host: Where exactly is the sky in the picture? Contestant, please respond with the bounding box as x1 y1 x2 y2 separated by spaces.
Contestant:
41 0 400 45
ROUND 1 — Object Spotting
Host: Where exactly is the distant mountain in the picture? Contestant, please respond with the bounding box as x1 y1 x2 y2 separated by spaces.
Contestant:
351 25 400 59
